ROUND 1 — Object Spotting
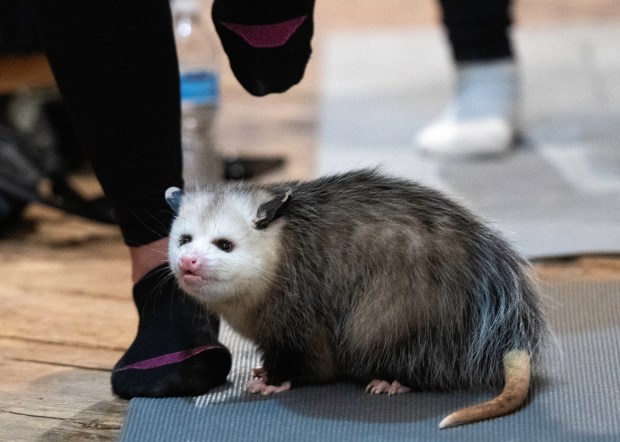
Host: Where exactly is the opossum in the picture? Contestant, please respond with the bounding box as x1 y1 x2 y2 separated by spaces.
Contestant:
166 169 547 429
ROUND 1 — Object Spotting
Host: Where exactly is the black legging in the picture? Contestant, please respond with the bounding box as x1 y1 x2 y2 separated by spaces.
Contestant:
29 0 182 247
440 0 513 62
28 0 512 247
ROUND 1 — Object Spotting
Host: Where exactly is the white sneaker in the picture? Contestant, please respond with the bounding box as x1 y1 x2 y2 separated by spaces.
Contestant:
414 59 518 158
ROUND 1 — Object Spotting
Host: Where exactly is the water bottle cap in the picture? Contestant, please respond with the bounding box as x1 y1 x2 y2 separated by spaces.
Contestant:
172 0 202 14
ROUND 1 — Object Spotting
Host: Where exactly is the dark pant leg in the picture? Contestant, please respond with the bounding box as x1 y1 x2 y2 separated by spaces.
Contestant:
439 0 513 62
29 0 183 246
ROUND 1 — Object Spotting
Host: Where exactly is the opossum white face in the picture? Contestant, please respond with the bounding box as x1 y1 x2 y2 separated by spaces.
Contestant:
166 187 289 309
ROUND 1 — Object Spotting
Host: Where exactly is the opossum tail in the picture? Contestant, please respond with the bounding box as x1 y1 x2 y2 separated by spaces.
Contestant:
439 349 531 429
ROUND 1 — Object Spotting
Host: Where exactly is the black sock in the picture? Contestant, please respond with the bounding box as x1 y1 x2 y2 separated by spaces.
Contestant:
111 264 231 399
212 0 315 96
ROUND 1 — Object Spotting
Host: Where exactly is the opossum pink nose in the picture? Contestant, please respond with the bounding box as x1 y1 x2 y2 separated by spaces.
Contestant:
179 253 203 271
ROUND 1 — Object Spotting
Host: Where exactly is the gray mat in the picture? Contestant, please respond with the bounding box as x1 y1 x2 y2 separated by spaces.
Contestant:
120 281 620 442
317 24 620 259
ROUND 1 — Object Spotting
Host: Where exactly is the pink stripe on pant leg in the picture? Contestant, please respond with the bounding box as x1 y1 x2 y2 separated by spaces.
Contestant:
114 345 222 371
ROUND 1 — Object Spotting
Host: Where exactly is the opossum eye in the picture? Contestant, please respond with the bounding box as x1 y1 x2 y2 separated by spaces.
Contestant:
213 238 235 253
179 234 192 246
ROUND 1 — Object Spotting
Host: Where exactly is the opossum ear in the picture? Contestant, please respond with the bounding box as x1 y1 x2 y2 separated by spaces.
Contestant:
254 189 292 229
165 187 184 214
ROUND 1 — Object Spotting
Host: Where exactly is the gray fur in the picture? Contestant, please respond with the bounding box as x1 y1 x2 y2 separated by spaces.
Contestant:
169 169 547 391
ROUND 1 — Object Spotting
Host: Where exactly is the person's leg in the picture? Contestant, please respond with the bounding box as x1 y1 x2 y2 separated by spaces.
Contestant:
440 0 513 63
414 0 517 157
29 0 231 398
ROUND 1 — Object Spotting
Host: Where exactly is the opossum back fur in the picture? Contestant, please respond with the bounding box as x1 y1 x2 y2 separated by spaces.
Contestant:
175 169 547 391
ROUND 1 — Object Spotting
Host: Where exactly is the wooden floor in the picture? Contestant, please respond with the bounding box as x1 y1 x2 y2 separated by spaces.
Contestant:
2 2 620 440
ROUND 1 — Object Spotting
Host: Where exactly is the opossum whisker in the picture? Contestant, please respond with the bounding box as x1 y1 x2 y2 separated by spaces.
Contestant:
126 208 171 241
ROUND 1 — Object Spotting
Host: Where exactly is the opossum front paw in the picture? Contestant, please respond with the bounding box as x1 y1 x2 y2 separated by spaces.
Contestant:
246 377 292 395
365 379 411 396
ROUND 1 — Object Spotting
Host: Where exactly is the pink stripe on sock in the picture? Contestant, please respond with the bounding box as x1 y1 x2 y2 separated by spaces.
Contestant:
219 15 307 48
114 345 220 372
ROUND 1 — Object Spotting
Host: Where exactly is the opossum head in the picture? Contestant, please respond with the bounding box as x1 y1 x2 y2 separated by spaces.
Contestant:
166 186 290 310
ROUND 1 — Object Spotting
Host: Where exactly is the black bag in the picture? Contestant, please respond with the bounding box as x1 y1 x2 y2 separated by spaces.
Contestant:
0 96 116 235
0 0 41 55
0 124 39 231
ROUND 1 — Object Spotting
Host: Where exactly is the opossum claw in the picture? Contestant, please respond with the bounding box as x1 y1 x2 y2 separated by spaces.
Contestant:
366 380 389 394
366 379 411 395
247 378 265 393
261 382 292 395
388 380 411 395
247 367 291 394
246 377 291 395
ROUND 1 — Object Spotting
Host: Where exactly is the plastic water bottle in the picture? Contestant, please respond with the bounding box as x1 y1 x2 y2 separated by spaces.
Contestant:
172 0 222 189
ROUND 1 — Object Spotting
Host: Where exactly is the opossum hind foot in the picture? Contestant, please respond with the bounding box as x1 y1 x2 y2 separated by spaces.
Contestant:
366 379 411 396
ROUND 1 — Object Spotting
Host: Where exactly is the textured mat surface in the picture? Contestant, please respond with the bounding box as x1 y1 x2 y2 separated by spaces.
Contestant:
120 281 620 442
317 24 620 258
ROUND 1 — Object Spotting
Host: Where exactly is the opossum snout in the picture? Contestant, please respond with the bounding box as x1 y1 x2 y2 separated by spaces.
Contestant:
179 252 204 273
179 252 210 286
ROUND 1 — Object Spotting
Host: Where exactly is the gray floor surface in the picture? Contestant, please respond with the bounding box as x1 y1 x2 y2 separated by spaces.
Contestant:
317 23 620 258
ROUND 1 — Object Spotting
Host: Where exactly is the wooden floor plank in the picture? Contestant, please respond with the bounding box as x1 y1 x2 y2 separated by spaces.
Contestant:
1 338 122 371
0 285 135 350
535 256 620 282
0 360 126 441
